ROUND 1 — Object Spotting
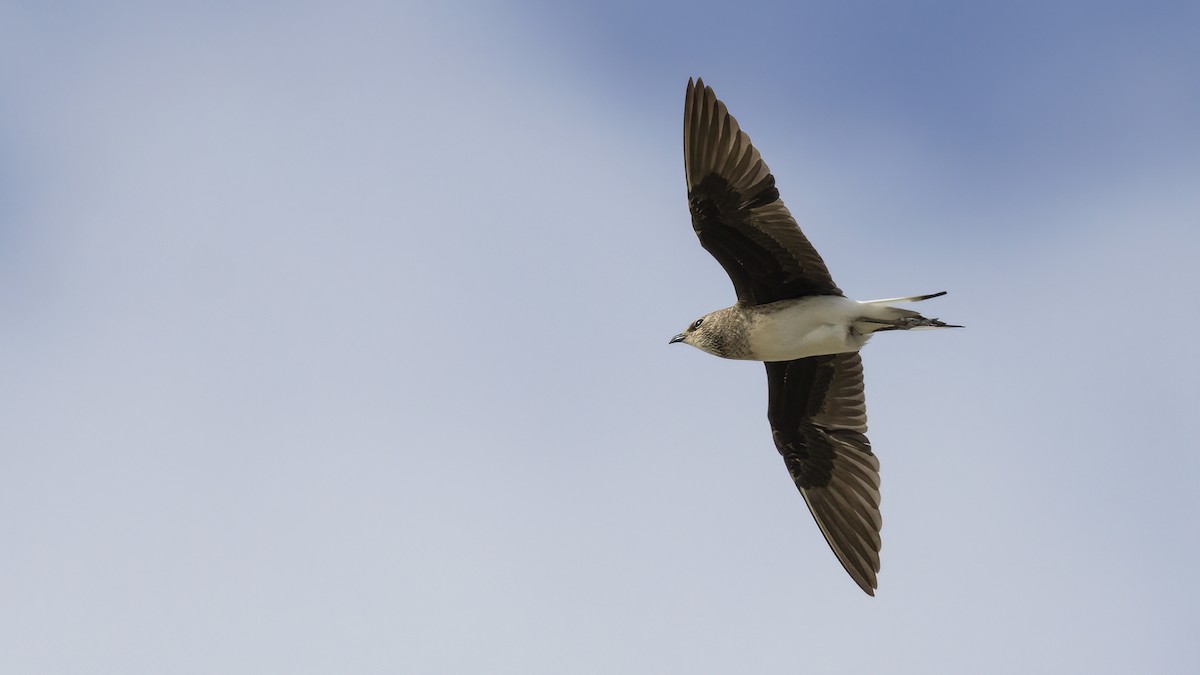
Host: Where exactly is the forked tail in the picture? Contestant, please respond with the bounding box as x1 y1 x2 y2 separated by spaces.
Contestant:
857 291 962 331
861 291 948 305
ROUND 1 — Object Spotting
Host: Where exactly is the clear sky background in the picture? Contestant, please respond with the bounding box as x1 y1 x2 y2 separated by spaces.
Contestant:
3 1 1198 673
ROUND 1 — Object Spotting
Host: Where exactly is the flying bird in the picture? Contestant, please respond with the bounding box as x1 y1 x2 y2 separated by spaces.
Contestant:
671 78 958 595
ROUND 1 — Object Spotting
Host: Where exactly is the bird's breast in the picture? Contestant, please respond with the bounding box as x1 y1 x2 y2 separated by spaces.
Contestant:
745 296 866 361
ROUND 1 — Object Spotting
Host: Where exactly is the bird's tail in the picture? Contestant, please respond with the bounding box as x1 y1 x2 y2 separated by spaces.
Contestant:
860 290 947 305
857 291 961 331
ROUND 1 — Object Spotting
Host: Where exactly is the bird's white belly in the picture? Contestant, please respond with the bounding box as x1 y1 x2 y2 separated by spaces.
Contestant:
747 296 867 362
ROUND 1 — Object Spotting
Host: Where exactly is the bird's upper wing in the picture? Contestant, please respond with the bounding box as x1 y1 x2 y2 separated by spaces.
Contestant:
684 78 841 306
765 353 881 595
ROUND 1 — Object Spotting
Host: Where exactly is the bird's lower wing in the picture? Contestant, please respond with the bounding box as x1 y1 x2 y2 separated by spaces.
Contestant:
765 353 881 595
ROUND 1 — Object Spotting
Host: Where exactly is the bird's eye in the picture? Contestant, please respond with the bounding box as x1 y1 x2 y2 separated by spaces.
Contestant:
690 318 704 331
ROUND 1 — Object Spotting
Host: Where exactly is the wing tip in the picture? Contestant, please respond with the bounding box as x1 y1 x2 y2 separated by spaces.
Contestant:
789 437 882 597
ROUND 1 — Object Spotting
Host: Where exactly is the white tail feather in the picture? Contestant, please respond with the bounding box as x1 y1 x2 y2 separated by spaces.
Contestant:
855 291 961 332
861 291 947 305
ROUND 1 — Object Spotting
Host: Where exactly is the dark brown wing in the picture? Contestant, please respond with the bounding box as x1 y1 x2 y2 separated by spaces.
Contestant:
766 353 881 595
684 78 841 306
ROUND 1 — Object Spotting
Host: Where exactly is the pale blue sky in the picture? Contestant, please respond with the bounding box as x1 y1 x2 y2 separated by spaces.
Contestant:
2 1 1198 673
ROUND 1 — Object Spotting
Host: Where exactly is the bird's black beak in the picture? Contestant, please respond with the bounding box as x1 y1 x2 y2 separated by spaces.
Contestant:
669 333 686 345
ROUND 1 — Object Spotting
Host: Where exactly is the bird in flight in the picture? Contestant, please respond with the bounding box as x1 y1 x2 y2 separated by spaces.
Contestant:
671 78 958 595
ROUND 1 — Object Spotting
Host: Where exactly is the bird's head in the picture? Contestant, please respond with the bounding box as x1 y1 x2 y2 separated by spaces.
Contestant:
669 313 725 356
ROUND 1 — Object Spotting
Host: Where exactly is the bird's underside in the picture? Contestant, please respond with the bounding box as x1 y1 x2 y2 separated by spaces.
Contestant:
677 77 954 595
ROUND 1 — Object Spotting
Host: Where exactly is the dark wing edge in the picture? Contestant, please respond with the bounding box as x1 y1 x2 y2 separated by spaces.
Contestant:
684 77 841 305
765 353 881 596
